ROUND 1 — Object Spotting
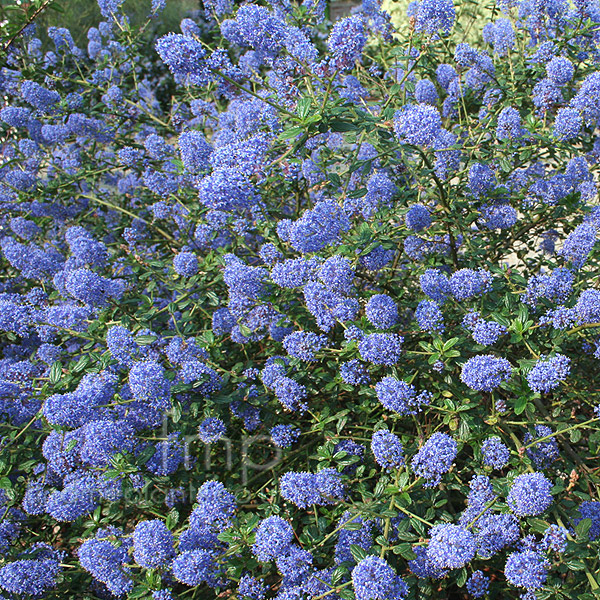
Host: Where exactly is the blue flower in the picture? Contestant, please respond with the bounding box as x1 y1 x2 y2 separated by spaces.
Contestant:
575 289 600 323
524 425 559 468
415 78 438 105
420 269 451 303
252 516 294 561
376 377 431 415
481 436 510 469
415 299 445 333
0 557 61 597
129 361 171 410
365 294 398 329
541 524 568 553
507 472 553 517
173 251 199 277
280 468 345 508
461 355 512 391
371 429 405 470
193 481 236 531
155 34 208 84
270 424 300 448
468 163 496 197
283 331 328 362
414 0 456 35
238 574 266 600
449 269 492 300
527 354 570 393
78 539 133 596
546 56 574 85
394 103 443 147
359 333 403 366
335 511 373 564
198 417 227 443
559 222 597 268
172 550 219 587
327 15 367 70
351 555 408 600
405 204 432 232
427 524 476 569
411 432 457 486
466 570 490 598
496 106 523 140
505 550 549 590
132 520 175 569
340 359 371 385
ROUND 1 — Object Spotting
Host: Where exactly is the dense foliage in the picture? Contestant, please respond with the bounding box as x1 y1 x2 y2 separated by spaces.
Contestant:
1 0 600 599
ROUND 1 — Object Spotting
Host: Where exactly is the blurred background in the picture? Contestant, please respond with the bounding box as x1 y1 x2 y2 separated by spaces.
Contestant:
0 0 419 48
1 0 485 54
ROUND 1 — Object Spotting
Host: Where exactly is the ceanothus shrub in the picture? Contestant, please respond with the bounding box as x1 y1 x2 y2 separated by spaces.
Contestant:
0 0 599 598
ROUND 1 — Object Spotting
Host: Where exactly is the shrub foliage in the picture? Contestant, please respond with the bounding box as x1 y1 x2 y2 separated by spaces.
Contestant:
1 0 600 599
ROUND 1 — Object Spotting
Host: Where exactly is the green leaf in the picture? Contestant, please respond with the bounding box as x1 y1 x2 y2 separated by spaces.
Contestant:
347 188 368 199
575 518 592 539
66 438 79 452
72 355 90 373
279 126 304 140
349 544 368 563
170 402 182 423
330 566 347 585
528 518 548 533
128 586 152 599
166 509 179 529
329 120 357 132
396 543 417 560
136 445 156 466
297 97 312 120
564 559 586 571
443 337 460 350
570 428 582 443
514 396 529 415
49 361 62 385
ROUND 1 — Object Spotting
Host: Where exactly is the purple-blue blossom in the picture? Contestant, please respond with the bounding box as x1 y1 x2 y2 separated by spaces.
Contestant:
427 524 476 569
411 432 457 486
505 550 549 590
376 376 431 415
507 472 553 517
481 436 510 469
371 429 405 470
352 555 408 600
527 354 571 393
461 355 513 391
365 294 398 329
359 333 403 366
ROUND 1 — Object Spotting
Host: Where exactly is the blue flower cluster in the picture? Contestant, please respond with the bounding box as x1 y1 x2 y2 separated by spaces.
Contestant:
524 425 559 468
371 429 405 470
507 473 553 517
376 377 432 415
481 436 510 469
280 469 345 508
427 524 476 569
527 354 571 393
411 432 457 487
352 556 408 600
460 355 513 391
